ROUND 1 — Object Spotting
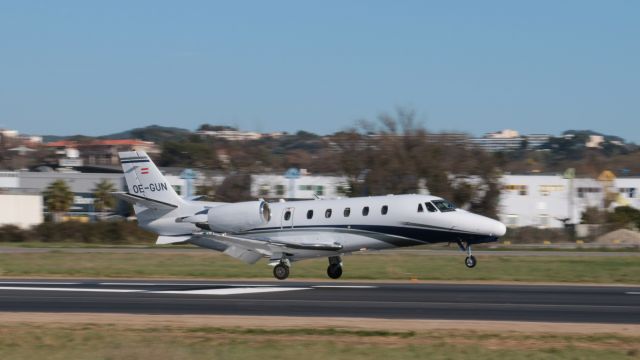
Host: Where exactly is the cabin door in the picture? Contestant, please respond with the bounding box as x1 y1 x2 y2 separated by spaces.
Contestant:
281 207 295 229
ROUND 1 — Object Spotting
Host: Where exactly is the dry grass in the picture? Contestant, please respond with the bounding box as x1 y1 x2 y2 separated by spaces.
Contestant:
1 251 639 284
1 313 640 360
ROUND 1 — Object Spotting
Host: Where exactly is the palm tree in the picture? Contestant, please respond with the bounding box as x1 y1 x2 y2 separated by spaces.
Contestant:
92 180 116 219
43 180 74 223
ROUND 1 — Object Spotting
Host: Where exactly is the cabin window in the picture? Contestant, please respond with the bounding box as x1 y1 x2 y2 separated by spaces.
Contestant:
417 203 424 212
306 210 314 219
362 206 370 216
425 202 437 212
343 207 351 217
432 200 456 212
284 210 292 221
381 205 388 215
325 209 332 218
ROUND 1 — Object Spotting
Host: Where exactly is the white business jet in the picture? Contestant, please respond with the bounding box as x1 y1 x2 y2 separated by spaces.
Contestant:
114 151 506 280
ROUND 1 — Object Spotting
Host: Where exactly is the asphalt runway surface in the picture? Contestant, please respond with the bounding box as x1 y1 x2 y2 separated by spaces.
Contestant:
0 279 639 324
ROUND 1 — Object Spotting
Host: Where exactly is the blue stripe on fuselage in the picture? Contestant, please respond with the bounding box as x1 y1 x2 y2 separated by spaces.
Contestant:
243 224 497 245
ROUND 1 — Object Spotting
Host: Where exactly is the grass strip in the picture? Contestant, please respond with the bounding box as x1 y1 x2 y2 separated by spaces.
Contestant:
0 322 639 360
0 252 639 283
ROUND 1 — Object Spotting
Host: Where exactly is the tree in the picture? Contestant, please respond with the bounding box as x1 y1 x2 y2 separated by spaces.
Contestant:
214 174 252 202
580 206 607 224
43 180 74 223
92 180 116 218
608 206 640 230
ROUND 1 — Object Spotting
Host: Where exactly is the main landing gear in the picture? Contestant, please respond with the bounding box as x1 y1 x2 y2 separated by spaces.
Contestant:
273 258 291 280
273 263 290 280
271 256 344 280
327 256 343 279
456 240 477 268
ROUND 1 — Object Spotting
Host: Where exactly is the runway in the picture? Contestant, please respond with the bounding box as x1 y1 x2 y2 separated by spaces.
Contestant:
0 279 639 324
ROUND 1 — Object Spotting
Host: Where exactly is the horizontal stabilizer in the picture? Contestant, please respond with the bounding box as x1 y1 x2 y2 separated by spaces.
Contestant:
111 192 177 210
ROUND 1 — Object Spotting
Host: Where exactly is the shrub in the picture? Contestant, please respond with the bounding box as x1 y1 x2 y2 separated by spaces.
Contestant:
0 225 28 242
0 221 155 244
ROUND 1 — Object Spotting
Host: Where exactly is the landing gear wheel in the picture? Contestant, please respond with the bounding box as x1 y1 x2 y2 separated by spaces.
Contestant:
273 263 290 280
465 255 477 268
327 264 343 279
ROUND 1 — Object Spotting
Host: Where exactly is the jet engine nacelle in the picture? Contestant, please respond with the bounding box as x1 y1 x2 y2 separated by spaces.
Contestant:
207 200 271 233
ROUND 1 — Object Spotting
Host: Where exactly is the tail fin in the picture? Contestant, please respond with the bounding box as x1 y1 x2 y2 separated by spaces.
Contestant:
118 151 184 208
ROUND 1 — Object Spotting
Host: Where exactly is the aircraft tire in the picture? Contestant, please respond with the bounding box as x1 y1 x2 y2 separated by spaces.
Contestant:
273 263 290 280
465 255 477 268
327 264 343 279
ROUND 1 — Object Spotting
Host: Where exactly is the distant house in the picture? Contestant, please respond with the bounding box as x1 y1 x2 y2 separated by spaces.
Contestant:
468 129 551 152
46 139 159 166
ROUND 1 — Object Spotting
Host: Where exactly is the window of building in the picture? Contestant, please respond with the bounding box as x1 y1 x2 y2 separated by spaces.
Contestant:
417 203 424 212
381 205 388 215
284 210 291 221
316 185 325 196
362 206 370 216
619 187 637 198
258 185 270 196
336 185 349 195
506 214 518 227
343 207 351 217
538 214 549 228
539 185 564 196
325 209 332 218
425 202 437 212
306 210 313 219
275 185 285 196
577 187 602 198
503 184 528 196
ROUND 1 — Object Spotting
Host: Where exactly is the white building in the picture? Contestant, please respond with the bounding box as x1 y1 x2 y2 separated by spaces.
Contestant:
197 130 263 141
251 170 349 199
0 194 43 228
498 174 640 228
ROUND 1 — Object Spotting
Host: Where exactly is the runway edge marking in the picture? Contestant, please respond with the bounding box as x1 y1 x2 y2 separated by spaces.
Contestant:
154 287 310 295
0 285 311 296
0 286 141 293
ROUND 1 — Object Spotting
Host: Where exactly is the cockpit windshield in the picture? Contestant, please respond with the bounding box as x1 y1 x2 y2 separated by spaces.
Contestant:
431 200 456 212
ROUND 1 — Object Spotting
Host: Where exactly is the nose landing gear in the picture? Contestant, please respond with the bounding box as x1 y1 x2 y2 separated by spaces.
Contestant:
465 254 477 268
456 240 477 268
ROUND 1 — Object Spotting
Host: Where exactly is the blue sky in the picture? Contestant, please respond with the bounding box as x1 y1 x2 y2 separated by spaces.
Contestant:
0 1 638 141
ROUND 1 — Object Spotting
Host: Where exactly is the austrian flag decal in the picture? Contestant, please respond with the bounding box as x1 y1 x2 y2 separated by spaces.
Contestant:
140 167 149 174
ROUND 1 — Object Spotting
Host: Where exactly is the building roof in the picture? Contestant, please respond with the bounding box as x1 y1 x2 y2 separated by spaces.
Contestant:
45 140 77 147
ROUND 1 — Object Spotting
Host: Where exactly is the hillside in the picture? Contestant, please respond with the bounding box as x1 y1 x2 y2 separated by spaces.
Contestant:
99 125 192 142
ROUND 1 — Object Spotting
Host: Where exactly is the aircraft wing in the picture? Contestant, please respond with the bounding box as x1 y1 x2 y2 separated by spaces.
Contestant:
200 232 343 263
111 192 178 211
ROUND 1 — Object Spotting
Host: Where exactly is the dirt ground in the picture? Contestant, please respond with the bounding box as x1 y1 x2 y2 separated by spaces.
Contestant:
1 312 638 336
